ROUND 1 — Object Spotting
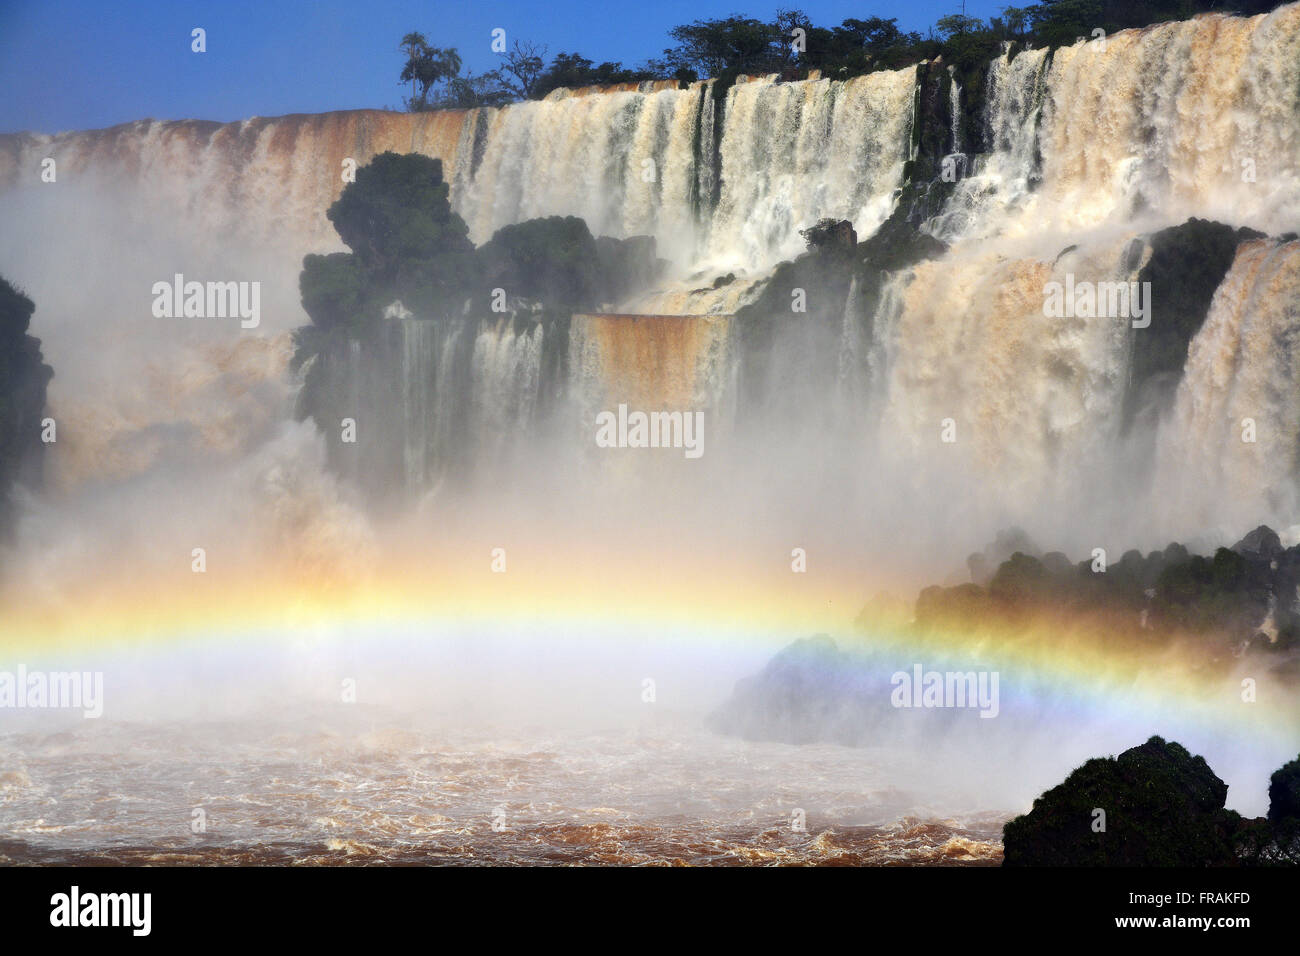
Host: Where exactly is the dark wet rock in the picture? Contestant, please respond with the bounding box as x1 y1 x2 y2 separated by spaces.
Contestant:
1269 755 1300 825
967 527 1041 586
1002 736 1240 866
706 635 881 746
799 218 856 253
1232 525 1283 562
1042 551 1073 576
0 277 52 541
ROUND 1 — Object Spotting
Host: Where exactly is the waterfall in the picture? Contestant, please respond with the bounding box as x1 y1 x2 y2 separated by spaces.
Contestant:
926 7 1300 243
569 313 735 414
2 3 1300 545
397 316 470 492
703 70 916 272
455 84 708 266
1032 6 1300 236
695 82 719 214
1151 239 1300 538
468 318 545 470
927 45 1050 241
947 65 963 155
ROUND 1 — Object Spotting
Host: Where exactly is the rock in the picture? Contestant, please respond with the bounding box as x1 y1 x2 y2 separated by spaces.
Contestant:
798 218 857 253
0 277 53 540
1232 525 1283 561
967 527 1041 586
1042 551 1073 576
1002 736 1240 866
706 634 878 746
1268 755 1300 824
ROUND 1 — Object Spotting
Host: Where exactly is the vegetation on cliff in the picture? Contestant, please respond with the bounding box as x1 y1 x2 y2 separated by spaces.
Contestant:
295 152 662 349
397 2 1290 109
710 524 1300 755
292 152 664 500
918 524 1300 656
0 277 52 540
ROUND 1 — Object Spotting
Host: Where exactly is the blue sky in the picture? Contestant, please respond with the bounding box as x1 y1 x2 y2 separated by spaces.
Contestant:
0 0 1009 133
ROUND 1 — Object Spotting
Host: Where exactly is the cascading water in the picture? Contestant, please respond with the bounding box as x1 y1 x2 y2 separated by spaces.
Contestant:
703 70 916 272
947 65 963 155
852 5 1300 550
0 4 1298 547
1151 239 1300 539
926 44 1050 241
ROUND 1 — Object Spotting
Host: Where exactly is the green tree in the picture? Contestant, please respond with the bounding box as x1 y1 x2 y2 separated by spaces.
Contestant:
399 33 464 111
935 14 988 38
327 152 472 274
477 216 601 307
653 15 783 78
493 40 548 100
300 152 478 331
532 53 659 99
298 253 370 333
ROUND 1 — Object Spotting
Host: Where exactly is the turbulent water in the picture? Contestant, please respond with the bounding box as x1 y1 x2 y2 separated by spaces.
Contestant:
0 717 1003 866
2 4 1300 865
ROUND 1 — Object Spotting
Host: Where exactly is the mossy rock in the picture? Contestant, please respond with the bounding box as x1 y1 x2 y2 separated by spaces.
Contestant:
1003 736 1240 866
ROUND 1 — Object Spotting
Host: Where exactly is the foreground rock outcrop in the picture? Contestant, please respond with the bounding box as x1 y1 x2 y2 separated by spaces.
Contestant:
1002 737 1240 866
1003 737 1300 866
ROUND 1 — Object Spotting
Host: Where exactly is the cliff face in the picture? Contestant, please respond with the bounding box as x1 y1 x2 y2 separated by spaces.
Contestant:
0 278 52 538
2 7 1299 547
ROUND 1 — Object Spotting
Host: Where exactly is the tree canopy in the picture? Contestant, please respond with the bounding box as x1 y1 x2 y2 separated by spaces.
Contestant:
398 2 1290 110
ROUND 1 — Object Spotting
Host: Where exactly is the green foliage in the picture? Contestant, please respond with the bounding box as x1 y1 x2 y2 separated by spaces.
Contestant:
1027 0 1106 48
493 40 548 100
476 217 662 309
798 218 856 254
652 15 786 78
935 14 989 39
1153 546 1272 636
0 278 35 338
328 152 472 273
477 216 601 308
400 4 1287 111
313 152 478 319
299 253 370 333
1029 0 1283 49
909 525 1299 656
299 151 478 349
399 34 463 111
0 277 52 539
989 552 1050 605
297 154 662 356
532 53 660 100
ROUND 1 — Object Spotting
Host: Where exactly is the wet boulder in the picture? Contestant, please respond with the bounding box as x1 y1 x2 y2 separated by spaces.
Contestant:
1002 736 1239 866
1232 525 1283 562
